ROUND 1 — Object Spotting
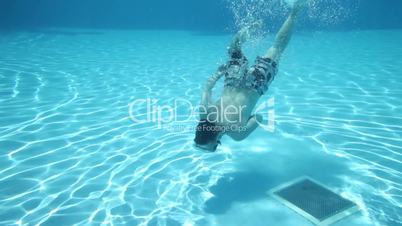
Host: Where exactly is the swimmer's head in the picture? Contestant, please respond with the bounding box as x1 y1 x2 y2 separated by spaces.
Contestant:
194 120 222 152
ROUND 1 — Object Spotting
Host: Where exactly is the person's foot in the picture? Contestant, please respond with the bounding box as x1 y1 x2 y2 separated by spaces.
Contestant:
237 20 263 42
292 0 308 15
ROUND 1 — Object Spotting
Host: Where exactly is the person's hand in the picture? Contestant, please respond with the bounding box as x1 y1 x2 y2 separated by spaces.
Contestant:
255 114 264 124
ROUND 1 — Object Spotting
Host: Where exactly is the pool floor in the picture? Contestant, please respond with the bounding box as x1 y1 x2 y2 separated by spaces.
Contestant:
0 29 401 226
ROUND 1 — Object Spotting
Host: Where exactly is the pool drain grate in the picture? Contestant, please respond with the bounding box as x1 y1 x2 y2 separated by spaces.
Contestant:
270 177 359 226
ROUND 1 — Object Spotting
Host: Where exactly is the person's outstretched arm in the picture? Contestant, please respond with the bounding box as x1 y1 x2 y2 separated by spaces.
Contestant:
265 0 305 62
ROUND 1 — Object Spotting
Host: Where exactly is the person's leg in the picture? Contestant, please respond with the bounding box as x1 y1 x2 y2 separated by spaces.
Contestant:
228 21 262 58
228 30 247 57
264 0 306 62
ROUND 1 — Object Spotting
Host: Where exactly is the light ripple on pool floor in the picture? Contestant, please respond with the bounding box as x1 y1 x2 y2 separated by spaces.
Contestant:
0 29 401 226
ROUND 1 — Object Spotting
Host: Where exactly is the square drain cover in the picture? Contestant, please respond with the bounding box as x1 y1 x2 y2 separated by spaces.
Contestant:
270 177 359 226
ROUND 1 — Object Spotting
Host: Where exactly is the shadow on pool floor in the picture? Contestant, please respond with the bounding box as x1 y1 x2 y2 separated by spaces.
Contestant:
204 171 281 214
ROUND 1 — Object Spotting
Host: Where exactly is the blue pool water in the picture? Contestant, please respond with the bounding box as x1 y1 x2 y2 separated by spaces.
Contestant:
1 1 402 226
